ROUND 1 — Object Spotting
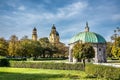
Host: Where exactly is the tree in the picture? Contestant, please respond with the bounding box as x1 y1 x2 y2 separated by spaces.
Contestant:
72 42 95 68
39 37 54 57
106 42 112 58
8 35 19 57
0 38 8 56
55 43 68 58
16 39 30 57
18 39 43 58
111 37 120 59
28 41 43 58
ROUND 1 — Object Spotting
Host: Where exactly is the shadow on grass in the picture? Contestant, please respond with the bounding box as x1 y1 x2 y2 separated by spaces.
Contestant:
0 72 65 80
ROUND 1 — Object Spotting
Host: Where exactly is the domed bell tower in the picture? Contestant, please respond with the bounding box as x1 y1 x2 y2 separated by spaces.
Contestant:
49 24 60 44
32 27 37 41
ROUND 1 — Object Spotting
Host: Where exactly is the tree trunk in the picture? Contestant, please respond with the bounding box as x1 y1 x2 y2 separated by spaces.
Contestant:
83 58 85 70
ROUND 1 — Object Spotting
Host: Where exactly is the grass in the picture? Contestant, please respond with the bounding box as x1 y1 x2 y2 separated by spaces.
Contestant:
0 56 5 59
0 67 106 80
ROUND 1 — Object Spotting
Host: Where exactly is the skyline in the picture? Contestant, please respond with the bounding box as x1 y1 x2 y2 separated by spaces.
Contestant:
0 0 120 45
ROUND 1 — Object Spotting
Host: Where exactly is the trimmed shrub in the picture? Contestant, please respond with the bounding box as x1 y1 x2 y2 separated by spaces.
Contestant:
0 58 10 67
10 61 84 70
7 58 26 61
34 57 67 61
85 64 120 80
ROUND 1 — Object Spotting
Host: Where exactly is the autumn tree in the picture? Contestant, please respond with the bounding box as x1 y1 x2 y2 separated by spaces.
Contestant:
54 43 68 58
39 37 55 58
111 37 120 59
73 42 95 68
28 41 43 58
106 42 112 58
0 38 8 56
18 39 43 58
8 35 19 57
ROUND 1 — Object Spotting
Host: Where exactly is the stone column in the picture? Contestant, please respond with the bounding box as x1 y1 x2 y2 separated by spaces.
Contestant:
93 44 98 63
103 44 107 62
69 44 74 62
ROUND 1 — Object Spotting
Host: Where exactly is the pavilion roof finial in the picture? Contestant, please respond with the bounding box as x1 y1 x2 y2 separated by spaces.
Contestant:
85 21 89 32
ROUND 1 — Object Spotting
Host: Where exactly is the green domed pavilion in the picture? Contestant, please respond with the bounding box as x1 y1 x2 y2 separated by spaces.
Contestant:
69 32 106 44
69 22 107 63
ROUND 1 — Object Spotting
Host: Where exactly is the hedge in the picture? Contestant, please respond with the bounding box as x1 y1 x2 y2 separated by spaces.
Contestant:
85 64 120 80
34 57 67 61
10 61 84 70
5 57 67 61
0 58 10 67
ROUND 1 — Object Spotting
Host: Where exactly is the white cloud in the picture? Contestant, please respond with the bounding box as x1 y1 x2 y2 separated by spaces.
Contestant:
18 5 26 11
36 1 88 22
56 1 88 19
112 14 120 21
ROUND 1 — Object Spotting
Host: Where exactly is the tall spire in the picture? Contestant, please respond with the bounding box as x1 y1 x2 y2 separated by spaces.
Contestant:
85 22 89 32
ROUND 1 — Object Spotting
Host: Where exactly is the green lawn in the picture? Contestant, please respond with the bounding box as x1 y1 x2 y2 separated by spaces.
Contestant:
0 67 106 80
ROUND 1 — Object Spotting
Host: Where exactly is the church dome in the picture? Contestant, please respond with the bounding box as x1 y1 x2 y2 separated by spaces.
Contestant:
56 31 59 36
69 22 106 44
33 27 37 31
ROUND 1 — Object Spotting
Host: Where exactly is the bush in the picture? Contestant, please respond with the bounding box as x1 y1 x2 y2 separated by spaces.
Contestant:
33 57 67 61
10 61 84 70
0 58 10 67
85 64 120 80
6 58 26 61
6 57 67 61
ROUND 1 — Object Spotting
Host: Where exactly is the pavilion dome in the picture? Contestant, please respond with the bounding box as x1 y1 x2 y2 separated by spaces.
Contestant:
69 22 106 44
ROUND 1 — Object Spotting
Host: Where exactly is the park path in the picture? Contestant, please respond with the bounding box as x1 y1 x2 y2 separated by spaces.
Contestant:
94 63 120 68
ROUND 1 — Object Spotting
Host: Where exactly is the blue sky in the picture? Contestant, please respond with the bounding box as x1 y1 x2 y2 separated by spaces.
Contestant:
0 0 120 45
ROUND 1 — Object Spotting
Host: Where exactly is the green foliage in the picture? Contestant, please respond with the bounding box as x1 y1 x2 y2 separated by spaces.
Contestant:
8 36 43 58
34 57 67 61
0 36 68 58
111 46 120 58
72 42 81 58
0 38 8 56
39 37 68 58
10 61 84 70
18 39 43 57
0 58 10 67
54 43 68 58
0 56 5 59
73 43 95 59
39 37 59 58
106 42 112 57
7 58 26 61
86 64 120 80
72 42 95 68
8 35 19 56
111 37 120 59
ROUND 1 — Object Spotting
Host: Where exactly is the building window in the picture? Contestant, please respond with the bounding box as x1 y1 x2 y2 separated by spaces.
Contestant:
99 48 101 51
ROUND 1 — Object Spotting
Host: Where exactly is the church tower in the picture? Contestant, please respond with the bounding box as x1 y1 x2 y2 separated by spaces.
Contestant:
49 24 60 44
32 27 37 41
